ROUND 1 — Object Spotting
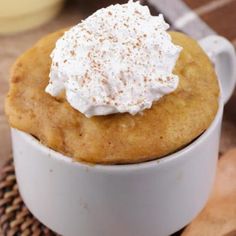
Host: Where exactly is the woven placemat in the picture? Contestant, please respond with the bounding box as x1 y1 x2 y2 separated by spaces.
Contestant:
0 158 58 236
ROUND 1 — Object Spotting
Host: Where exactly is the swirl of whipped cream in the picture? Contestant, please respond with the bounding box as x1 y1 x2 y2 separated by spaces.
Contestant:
46 0 182 117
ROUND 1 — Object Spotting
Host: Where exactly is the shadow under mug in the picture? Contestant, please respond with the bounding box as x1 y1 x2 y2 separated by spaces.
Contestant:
11 35 236 236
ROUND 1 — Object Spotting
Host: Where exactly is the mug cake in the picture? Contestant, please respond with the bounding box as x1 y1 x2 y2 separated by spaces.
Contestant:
5 0 219 164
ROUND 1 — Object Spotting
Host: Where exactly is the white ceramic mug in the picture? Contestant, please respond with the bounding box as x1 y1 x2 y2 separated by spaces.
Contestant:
11 35 236 236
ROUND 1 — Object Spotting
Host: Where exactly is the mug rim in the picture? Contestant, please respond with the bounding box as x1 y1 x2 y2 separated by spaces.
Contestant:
12 99 223 172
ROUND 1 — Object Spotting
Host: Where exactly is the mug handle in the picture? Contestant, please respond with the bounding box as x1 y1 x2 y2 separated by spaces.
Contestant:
199 35 236 104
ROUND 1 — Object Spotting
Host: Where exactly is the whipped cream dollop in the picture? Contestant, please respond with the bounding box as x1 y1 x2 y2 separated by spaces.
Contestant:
46 0 182 117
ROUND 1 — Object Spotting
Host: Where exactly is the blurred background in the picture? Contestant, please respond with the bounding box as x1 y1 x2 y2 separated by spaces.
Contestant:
0 0 236 167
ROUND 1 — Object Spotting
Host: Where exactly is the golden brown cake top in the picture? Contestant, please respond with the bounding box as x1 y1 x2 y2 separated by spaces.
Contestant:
5 30 219 164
